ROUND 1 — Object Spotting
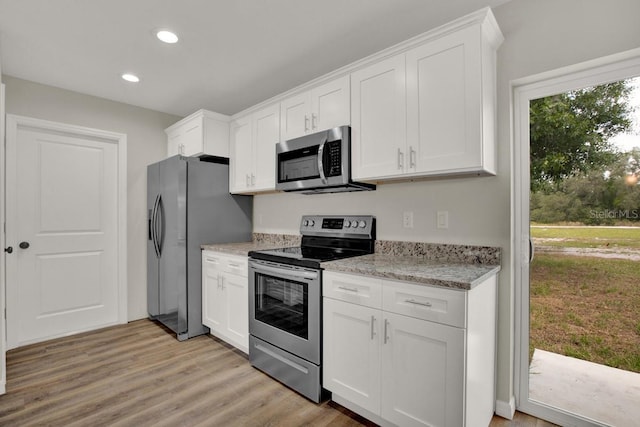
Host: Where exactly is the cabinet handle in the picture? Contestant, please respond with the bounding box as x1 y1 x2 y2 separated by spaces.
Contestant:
251 174 255 186
216 273 222 289
220 276 225 290
384 319 390 344
179 144 185 155
338 286 359 293
371 316 376 340
311 113 317 130
304 115 310 132
228 262 241 268
405 298 432 307
246 174 251 187
397 148 404 170
409 146 416 168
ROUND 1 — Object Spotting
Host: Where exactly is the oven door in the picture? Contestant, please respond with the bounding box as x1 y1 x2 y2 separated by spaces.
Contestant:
248 259 321 364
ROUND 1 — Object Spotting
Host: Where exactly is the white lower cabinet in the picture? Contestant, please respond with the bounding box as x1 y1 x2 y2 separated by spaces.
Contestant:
202 251 248 353
323 298 381 413
323 271 497 427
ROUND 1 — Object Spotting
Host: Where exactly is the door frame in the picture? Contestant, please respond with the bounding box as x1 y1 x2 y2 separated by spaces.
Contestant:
0 84 6 394
512 48 640 425
4 115 128 348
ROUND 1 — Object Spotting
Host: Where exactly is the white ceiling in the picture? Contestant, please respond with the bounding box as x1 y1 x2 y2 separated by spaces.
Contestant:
0 0 511 117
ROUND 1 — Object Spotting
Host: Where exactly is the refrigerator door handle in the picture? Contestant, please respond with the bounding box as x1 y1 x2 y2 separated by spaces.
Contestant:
156 194 164 256
151 194 161 258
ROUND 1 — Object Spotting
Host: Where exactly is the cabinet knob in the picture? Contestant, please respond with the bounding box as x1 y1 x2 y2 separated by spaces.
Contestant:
19 241 30 250
4 246 13 254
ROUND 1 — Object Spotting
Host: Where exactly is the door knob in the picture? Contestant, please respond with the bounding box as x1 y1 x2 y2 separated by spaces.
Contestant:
4 247 13 254
19 241 30 249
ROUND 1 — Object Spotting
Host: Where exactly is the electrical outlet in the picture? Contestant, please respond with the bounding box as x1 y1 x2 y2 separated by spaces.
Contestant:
437 211 448 229
403 211 414 228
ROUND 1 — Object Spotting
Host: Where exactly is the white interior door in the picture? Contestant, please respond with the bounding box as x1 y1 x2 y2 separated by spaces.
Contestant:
5 115 126 349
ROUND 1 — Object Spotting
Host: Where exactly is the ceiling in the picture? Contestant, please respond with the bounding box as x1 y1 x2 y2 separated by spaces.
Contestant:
0 0 511 118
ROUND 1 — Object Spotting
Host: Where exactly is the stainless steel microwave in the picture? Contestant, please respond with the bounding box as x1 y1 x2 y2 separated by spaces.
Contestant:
275 126 375 194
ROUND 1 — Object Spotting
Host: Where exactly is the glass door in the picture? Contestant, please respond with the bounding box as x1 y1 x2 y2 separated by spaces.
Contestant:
513 53 640 426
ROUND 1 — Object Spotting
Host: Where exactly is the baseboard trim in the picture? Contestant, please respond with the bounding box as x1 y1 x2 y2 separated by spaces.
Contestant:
495 396 516 420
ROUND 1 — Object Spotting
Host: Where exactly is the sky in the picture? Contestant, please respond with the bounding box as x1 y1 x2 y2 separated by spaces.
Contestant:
610 76 640 152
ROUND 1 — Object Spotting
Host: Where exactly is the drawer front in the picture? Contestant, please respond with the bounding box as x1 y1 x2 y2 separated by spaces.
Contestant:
323 271 382 309
202 251 223 269
382 280 466 328
202 251 247 277
222 255 248 277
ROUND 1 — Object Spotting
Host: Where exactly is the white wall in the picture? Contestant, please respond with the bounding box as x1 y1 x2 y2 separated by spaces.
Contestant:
2 76 180 322
253 0 640 409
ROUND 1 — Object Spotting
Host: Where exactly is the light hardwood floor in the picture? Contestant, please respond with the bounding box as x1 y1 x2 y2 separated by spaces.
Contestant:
0 320 555 426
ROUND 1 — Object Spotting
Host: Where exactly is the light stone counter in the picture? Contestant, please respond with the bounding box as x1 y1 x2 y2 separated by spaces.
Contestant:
321 240 501 290
201 233 301 256
202 235 500 290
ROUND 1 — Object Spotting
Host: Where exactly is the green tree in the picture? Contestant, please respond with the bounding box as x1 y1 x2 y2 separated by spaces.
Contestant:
530 81 634 191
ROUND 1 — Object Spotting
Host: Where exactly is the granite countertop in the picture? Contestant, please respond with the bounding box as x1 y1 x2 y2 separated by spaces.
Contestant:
201 241 274 256
202 234 501 290
201 233 301 256
321 253 500 290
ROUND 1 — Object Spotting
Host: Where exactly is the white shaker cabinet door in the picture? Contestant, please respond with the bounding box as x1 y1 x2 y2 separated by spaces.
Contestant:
406 26 483 175
202 254 224 332
381 312 465 427
311 75 350 133
351 54 407 181
280 92 311 142
323 298 381 415
180 119 205 157
252 104 280 191
229 116 253 193
221 271 249 353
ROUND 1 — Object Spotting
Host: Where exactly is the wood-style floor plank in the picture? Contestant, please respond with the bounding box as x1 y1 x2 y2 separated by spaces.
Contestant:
0 319 555 426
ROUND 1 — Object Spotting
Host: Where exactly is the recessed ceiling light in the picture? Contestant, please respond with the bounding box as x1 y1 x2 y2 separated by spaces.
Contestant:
156 30 179 44
122 73 140 83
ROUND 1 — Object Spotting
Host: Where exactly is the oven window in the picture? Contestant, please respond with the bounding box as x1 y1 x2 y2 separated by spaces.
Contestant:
278 146 320 183
255 273 308 339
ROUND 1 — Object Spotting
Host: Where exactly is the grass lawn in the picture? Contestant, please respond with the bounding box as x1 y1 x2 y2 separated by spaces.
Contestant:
530 253 640 373
530 225 640 249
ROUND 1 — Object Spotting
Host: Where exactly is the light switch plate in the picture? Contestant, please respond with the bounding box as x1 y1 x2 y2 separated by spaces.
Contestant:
437 211 448 229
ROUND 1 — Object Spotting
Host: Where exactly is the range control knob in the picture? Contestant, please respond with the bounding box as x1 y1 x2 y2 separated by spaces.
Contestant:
344 220 351 228
358 220 367 228
351 221 358 228
303 220 309 226
308 220 315 227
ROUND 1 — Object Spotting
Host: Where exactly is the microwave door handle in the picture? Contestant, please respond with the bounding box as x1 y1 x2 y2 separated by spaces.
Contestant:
317 139 328 184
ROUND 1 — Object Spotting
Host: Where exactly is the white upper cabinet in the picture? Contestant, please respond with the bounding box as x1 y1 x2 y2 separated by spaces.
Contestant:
229 8 502 185
351 9 502 181
351 54 407 180
229 103 279 194
406 25 488 176
280 75 350 141
166 109 230 158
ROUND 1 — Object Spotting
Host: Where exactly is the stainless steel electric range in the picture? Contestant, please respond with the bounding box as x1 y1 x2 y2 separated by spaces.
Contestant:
248 215 375 402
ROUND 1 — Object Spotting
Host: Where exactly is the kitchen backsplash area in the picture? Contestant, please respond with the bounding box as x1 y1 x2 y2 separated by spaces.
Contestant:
252 176 508 250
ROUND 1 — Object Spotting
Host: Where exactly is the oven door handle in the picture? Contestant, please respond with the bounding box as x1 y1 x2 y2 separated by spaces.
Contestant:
249 261 319 281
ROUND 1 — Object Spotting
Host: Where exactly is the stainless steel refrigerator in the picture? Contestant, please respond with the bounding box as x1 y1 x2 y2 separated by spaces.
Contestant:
147 155 252 340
